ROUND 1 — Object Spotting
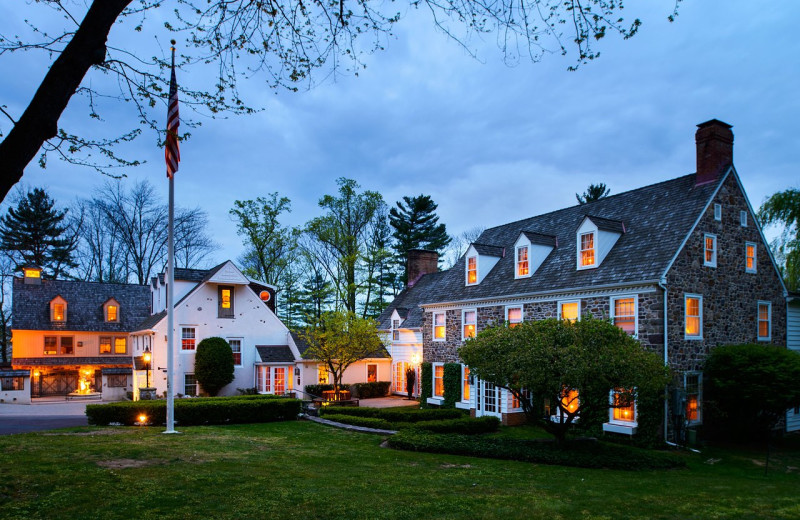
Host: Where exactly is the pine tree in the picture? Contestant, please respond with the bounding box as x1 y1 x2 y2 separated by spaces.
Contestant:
388 195 450 283
576 183 611 205
0 188 77 278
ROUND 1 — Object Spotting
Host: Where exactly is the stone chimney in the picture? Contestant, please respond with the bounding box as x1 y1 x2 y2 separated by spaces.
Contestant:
695 119 733 186
407 249 439 288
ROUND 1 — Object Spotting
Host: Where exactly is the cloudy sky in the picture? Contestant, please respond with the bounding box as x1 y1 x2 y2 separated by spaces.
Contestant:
1 0 798 267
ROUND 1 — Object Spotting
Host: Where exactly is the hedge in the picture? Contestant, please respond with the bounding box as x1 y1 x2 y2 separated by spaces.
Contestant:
420 362 433 408
319 406 465 423
388 430 686 471
350 381 391 398
86 396 302 426
442 363 462 408
320 413 498 434
322 414 393 430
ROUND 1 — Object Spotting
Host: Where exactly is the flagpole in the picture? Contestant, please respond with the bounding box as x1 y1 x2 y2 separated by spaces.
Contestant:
165 40 178 434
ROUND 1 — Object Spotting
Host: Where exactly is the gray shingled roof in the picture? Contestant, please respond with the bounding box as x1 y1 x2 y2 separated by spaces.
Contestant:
102 367 132 375
585 215 626 234
0 370 30 377
377 270 448 330
256 345 296 363
381 173 720 320
521 231 558 247
291 331 391 360
12 278 151 332
472 243 505 257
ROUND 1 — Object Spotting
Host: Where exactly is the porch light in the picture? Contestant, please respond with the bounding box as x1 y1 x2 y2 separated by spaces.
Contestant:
410 353 421 366
143 347 152 388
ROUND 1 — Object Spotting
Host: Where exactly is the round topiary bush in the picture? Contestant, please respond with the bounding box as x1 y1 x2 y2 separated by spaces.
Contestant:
194 337 235 396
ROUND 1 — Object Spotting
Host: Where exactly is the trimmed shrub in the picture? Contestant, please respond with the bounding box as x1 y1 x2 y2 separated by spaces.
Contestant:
304 384 341 397
194 337 235 396
320 410 498 434
442 363 462 408
319 406 464 422
86 395 301 426
389 430 685 471
420 362 432 408
350 381 391 398
409 416 499 435
322 414 393 430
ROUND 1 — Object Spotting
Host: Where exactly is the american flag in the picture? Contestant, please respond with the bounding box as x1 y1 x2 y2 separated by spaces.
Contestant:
165 49 180 178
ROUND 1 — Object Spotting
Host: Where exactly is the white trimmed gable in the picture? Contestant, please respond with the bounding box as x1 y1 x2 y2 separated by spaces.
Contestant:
208 261 250 285
576 216 624 270
513 232 556 279
465 244 502 286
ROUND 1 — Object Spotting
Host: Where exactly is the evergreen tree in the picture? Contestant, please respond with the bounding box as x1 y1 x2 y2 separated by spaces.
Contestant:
0 188 77 278
363 207 397 319
388 195 450 282
576 183 611 205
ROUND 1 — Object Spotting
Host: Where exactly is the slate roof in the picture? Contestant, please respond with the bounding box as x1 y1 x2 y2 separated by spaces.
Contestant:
256 345 296 363
0 370 30 377
290 331 391 360
472 243 505 257
377 270 448 330
380 173 722 325
521 231 558 247
12 278 151 332
12 357 132 367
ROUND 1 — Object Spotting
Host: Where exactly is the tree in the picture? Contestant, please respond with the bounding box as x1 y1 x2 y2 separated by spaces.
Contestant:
362 203 398 319
389 195 451 283
0 187 77 278
0 253 14 365
576 183 611 205
0 1 655 202
194 337 235 396
442 227 485 269
758 188 800 291
705 343 800 441
299 310 383 398
72 199 129 283
459 316 669 443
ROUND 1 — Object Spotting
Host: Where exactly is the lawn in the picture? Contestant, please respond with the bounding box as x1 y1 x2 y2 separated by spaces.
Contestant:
0 420 799 520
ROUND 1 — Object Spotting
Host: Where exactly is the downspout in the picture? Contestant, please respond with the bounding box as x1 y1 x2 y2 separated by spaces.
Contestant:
658 277 669 442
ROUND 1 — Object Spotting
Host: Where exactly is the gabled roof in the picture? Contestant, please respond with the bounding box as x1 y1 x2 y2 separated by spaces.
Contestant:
12 278 150 332
584 215 626 234
290 331 391 360
377 270 447 330
471 243 505 257
520 231 558 247
256 345 296 363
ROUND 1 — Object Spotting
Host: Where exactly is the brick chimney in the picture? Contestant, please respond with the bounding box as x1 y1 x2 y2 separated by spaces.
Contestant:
407 249 438 288
695 119 733 186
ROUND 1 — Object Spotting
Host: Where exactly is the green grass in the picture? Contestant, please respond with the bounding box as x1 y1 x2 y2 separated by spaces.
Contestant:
0 421 799 519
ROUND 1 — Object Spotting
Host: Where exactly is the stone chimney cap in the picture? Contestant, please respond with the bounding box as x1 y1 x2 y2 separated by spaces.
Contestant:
697 119 732 130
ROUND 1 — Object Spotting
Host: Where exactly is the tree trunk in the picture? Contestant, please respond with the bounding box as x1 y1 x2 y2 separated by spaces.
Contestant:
0 0 132 202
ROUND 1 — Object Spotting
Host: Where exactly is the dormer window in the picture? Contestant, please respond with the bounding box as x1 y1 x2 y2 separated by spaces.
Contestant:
23 265 42 285
50 296 67 323
466 256 477 285
576 216 624 271
103 298 120 322
514 231 556 279
516 246 529 277
219 286 234 318
579 232 595 268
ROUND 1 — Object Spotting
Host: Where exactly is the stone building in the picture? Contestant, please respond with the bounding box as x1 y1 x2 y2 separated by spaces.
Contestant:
378 119 788 438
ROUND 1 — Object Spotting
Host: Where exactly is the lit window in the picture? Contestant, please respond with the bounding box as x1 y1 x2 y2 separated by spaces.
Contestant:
516 246 529 277
318 364 329 384
433 312 446 341
181 328 196 351
685 295 702 339
704 234 717 267
100 337 111 354
229 339 242 366
746 242 757 273
184 374 197 396
394 362 408 393
561 388 579 414
107 305 118 322
23 267 41 279
114 337 126 354
434 364 444 397
466 256 477 284
50 298 67 322
367 364 377 383
60 337 73 355
462 310 477 340
44 336 57 355
713 203 721 221
392 319 400 341
579 232 595 267
506 306 523 327
462 366 470 401
740 210 748 227
685 373 702 424
264 367 272 393
612 297 636 336
559 301 580 322
612 389 636 423
758 302 771 341
219 286 234 318
274 367 286 394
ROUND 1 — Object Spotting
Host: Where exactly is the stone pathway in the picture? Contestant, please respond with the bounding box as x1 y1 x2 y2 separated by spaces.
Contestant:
304 415 397 435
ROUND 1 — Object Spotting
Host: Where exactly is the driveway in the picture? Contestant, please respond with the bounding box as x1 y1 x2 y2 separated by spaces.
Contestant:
0 399 90 434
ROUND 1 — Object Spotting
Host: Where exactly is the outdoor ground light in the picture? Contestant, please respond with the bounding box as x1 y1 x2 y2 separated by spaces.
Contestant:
138 414 148 425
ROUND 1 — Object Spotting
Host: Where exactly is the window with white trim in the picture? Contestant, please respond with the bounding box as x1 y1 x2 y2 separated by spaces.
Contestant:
462 309 477 340
218 285 234 318
704 234 717 268
516 245 530 277
579 232 595 268
611 296 637 336
466 256 477 285
506 306 523 327
758 301 771 341
740 210 748 227
745 242 757 273
685 372 702 424
184 373 197 396
462 365 470 402
609 388 636 424
367 363 377 383
114 337 127 354
392 319 400 341
317 364 329 384
433 364 444 398
713 203 722 221
685 294 702 339
181 327 196 351
229 339 242 366
559 300 580 322
50 296 67 323
433 312 446 341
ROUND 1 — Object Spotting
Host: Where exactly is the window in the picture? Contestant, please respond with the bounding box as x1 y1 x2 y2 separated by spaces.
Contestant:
685 294 702 339
466 256 477 285
433 364 444 397
685 373 702 424
561 389 580 415
114 337 126 354
318 364 329 384
611 389 636 423
50 297 67 323
274 367 286 394
0 377 23 391
483 383 498 413
740 210 748 227
264 367 272 393
394 362 408 393
107 374 127 388
462 366 470 401
181 328 196 351
59 337 73 355
506 306 523 327
579 232 595 268
713 203 722 221
107 305 118 322
611 296 637 336
219 286 234 318
184 374 197 396
559 301 580 322
516 246 530 277
758 301 771 341
44 336 57 355
392 319 400 341
367 364 377 383
462 310 477 340
746 242 757 273
703 234 717 267
433 312 446 341
100 337 111 354
229 339 242 366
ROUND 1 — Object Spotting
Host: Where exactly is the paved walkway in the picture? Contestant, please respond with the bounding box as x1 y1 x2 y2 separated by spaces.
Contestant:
304 415 397 435
0 399 90 435
358 396 419 409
